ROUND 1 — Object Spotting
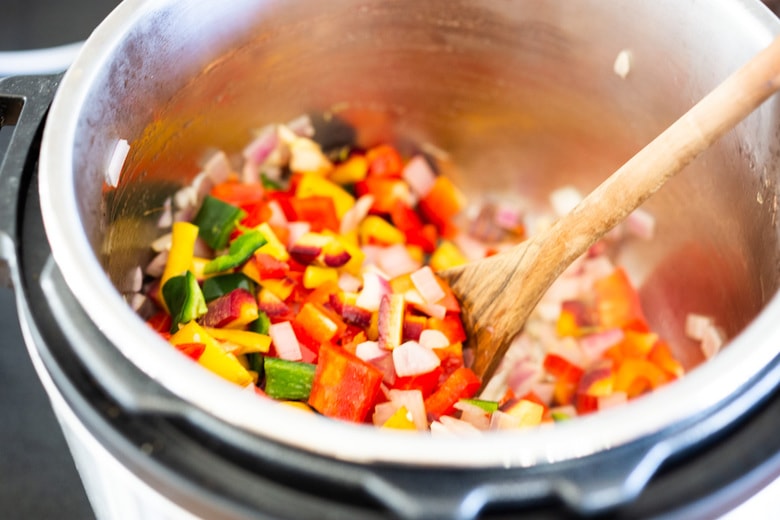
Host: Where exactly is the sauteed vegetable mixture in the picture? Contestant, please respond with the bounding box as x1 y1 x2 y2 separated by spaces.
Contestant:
136 116 719 432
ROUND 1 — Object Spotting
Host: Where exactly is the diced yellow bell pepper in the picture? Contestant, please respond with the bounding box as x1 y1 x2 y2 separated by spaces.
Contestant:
203 327 272 354
255 222 290 261
323 231 365 276
359 215 405 246
259 277 296 301
303 265 339 289
241 259 262 285
406 245 424 265
382 406 417 430
429 240 468 272
504 399 544 428
281 401 315 413
170 321 253 386
296 174 355 218
161 221 199 289
329 155 369 185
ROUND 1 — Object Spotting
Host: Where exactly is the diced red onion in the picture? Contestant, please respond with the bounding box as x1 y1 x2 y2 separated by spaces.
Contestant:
410 266 446 304
378 244 420 278
402 155 437 198
191 171 215 203
145 250 169 277
266 200 289 229
269 321 302 361
203 150 232 184
418 329 451 349
243 124 279 165
489 410 522 430
701 324 726 359
105 138 130 188
372 402 397 427
506 360 541 397
494 202 522 230
530 382 555 406
392 341 441 377
388 389 427 430
453 401 491 430
117 266 143 293
337 272 363 293
340 194 374 235
289 137 332 175
582 256 615 285
157 196 173 229
579 328 625 360
479 369 509 402
242 160 260 185
174 185 198 211
356 271 390 312
432 416 481 436
286 114 315 137
150 233 172 253
685 313 714 342
126 292 148 313
355 340 388 362
453 233 488 261
286 222 311 248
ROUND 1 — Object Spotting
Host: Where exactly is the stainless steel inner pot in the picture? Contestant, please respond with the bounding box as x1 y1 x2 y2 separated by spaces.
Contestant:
38 0 780 470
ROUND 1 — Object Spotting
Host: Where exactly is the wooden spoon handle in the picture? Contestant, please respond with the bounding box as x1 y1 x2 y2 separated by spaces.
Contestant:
446 34 780 381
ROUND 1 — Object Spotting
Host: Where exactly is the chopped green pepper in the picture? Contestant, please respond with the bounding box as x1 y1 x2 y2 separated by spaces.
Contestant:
162 270 207 333
202 273 257 303
192 195 245 250
204 229 267 274
246 353 265 378
263 357 316 400
459 398 499 413
249 311 271 335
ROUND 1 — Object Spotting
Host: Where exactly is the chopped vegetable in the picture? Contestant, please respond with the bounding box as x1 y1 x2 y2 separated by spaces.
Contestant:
263 358 316 400
136 119 692 433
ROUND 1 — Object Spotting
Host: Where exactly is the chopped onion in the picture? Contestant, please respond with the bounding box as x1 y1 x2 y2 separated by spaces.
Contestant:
453 233 489 261
355 340 387 362
151 233 172 253
410 266 446 304
289 137 332 175
266 200 289 229
145 250 169 277
157 196 173 229
378 244 420 278
418 329 451 349
432 416 481 436
269 322 302 361
243 124 279 166
203 150 232 184
286 114 315 137
701 325 726 359
340 194 374 235
388 389 427 430
453 401 491 430
685 313 714 341
174 185 198 211
579 328 625 360
286 222 311 248
337 272 363 293
392 341 440 377
356 271 390 312
402 155 437 198
117 266 143 293
494 202 523 230
105 138 130 188
489 410 522 430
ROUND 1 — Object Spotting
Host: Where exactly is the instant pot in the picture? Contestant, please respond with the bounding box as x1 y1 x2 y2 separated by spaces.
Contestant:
3 0 780 518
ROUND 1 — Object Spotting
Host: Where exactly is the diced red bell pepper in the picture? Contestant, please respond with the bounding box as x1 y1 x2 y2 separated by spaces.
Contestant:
614 359 669 398
211 181 265 207
267 191 298 221
423 367 481 420
392 366 443 398
575 393 599 415
594 268 650 332
355 177 410 215
543 353 584 384
390 201 438 253
147 311 172 334
366 144 404 177
648 340 685 378
418 176 465 237
252 253 290 280
174 342 206 361
308 343 384 422
290 196 340 232
239 201 272 229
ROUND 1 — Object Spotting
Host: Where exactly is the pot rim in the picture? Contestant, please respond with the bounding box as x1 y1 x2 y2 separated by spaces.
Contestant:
38 0 780 468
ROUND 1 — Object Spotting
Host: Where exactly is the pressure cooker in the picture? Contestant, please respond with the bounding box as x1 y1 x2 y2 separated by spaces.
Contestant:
3 0 780 518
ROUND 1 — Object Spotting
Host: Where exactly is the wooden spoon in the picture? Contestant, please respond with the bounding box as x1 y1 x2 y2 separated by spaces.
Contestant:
439 35 780 384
